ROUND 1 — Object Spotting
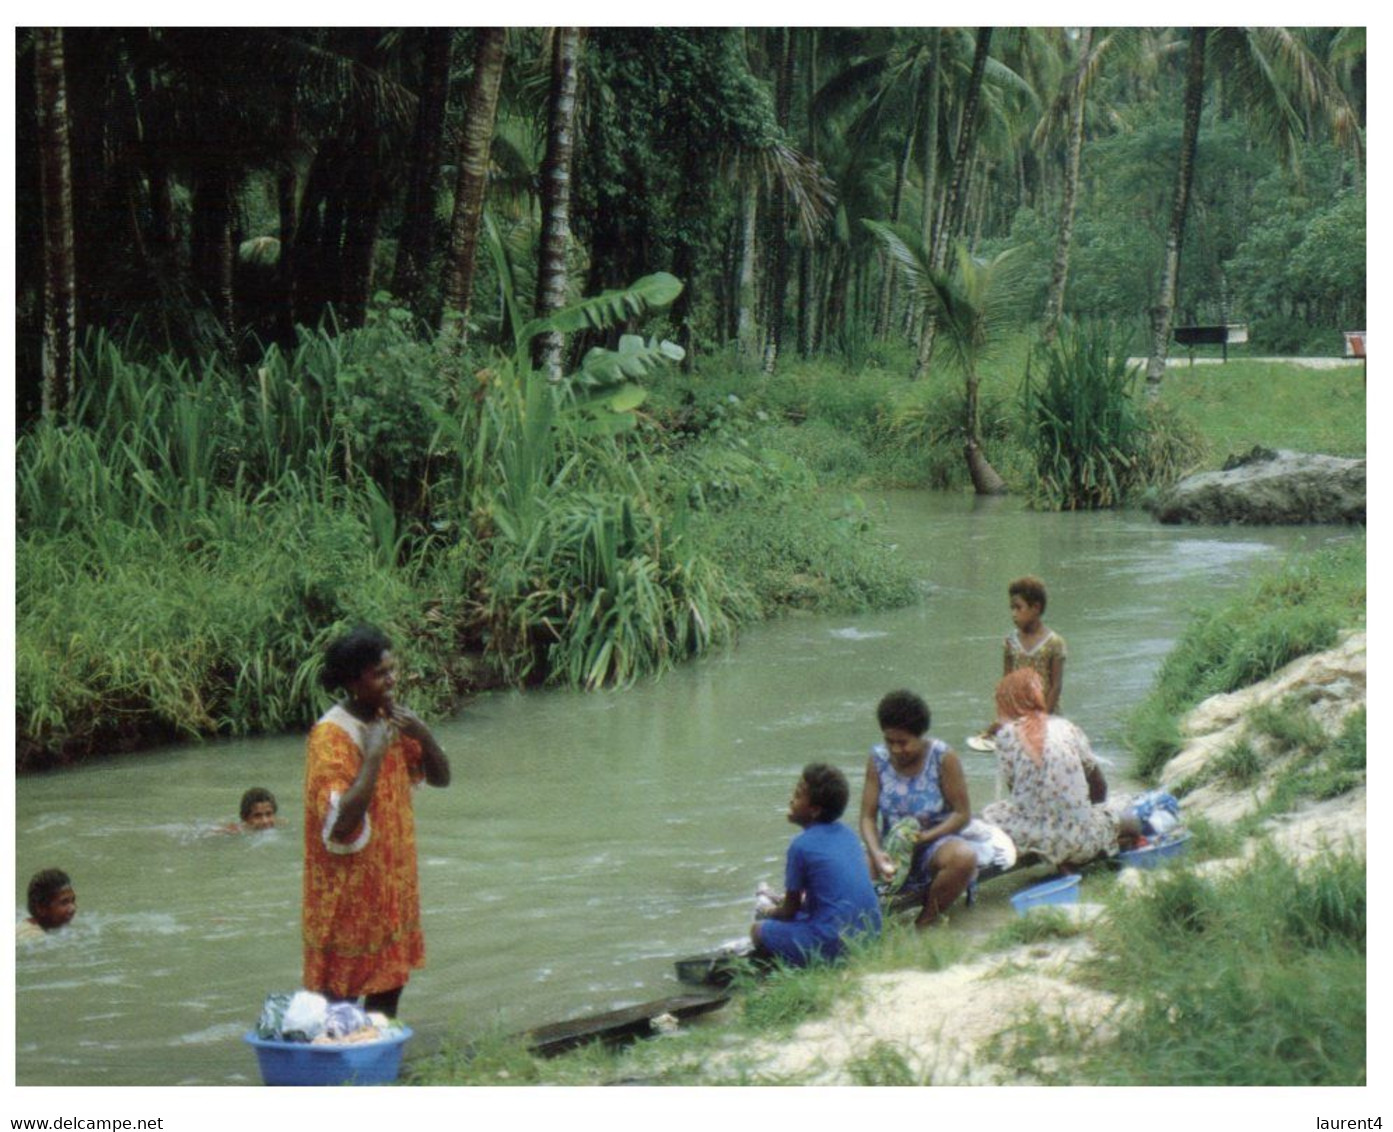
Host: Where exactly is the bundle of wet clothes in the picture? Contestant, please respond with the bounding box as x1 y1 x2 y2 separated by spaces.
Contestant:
1124 790 1182 841
257 990 403 1044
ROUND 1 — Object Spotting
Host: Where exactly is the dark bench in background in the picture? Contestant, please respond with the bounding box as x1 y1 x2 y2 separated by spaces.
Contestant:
1173 323 1249 364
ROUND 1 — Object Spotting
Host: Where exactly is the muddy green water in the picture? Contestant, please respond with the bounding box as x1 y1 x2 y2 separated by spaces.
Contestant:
13 492 1354 1085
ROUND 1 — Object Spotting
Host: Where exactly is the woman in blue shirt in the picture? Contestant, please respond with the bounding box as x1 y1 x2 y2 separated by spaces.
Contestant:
752 763 882 966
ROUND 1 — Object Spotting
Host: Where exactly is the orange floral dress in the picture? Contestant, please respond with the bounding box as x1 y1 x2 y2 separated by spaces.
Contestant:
302 704 426 998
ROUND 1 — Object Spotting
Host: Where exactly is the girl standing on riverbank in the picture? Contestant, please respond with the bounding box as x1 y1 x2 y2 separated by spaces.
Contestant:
302 626 450 1018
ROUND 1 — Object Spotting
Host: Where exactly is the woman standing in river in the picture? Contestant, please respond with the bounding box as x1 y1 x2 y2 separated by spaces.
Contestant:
302 625 451 1018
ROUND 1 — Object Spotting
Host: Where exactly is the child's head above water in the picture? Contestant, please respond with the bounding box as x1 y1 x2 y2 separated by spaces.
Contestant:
876 689 930 737
27 868 76 931
240 787 278 831
1008 575 1048 616
790 763 850 825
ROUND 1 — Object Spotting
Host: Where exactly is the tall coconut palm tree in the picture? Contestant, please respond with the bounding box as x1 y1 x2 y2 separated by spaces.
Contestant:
731 137 834 367
34 27 77 418
914 27 1000 378
1146 26 1362 389
1035 26 1121 344
931 28 993 270
762 26 797 374
1145 27 1208 390
441 27 508 341
533 27 583 379
866 221 1025 494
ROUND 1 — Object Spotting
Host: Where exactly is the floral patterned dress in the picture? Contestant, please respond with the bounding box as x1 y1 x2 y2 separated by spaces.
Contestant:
302 704 426 998
1004 629 1067 706
872 741 968 888
981 716 1116 867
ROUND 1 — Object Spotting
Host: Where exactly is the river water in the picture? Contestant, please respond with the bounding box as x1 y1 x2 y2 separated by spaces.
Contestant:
13 492 1354 1085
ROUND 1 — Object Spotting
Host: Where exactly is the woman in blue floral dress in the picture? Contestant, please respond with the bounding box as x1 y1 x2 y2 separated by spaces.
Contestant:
858 689 979 927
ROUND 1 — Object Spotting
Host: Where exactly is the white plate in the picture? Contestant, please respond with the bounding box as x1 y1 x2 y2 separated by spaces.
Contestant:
965 735 996 753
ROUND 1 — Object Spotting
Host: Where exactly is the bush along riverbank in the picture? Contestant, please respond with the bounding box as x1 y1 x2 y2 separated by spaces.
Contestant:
15 284 919 769
404 547 1365 1086
16 306 1364 769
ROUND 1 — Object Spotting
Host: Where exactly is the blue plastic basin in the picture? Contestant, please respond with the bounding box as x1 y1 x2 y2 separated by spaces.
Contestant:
1118 831 1192 870
244 1027 413 1086
1010 874 1081 915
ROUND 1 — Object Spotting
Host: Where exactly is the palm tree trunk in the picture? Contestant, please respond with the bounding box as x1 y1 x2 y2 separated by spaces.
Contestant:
1042 28 1093 345
1147 27 1208 389
932 28 992 272
921 27 992 378
533 27 583 379
293 156 332 326
921 30 941 253
340 147 386 328
736 177 760 364
266 65 301 344
798 28 819 358
964 369 1007 494
762 27 796 375
192 168 235 338
875 124 914 340
35 27 77 418
441 28 507 340
338 30 391 329
392 28 453 308
913 33 942 379
270 168 297 332
966 438 1008 494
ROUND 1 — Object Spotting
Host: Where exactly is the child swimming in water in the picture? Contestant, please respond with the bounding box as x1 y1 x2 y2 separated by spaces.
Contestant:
218 787 279 833
17 868 76 942
751 763 882 966
238 787 278 831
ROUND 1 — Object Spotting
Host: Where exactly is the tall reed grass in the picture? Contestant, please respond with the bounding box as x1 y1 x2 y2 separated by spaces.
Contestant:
1021 324 1203 509
19 289 922 763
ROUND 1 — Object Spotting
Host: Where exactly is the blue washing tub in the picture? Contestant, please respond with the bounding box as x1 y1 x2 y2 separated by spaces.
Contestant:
244 1027 412 1086
1010 874 1081 915
1118 831 1192 870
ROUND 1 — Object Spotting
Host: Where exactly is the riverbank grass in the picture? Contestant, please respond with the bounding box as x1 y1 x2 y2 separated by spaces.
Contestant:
991 847 1365 1086
1155 361 1366 465
404 837 1364 1086
653 342 1363 496
1125 535 1365 780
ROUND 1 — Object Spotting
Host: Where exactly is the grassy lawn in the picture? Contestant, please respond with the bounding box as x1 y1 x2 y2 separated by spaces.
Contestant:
1156 361 1366 466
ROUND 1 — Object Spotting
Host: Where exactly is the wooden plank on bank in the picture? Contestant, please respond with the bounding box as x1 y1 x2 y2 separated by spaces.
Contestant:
521 991 732 1058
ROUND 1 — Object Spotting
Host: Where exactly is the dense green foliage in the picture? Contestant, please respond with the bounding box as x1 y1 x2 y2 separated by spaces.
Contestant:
15 287 924 766
1125 537 1366 779
16 28 1364 420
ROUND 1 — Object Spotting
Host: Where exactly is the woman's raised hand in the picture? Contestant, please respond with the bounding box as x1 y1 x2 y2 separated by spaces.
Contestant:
387 704 429 740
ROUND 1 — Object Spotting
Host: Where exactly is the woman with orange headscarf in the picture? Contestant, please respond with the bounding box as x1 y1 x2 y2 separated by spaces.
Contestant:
980 669 1118 869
